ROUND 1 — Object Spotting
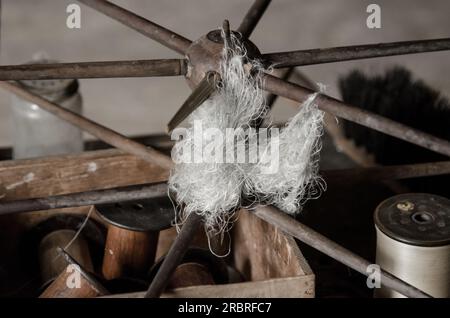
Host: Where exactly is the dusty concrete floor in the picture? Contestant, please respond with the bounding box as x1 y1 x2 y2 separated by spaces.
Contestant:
0 0 449 146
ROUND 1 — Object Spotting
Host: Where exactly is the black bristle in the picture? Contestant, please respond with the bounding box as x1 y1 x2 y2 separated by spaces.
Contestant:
339 67 450 196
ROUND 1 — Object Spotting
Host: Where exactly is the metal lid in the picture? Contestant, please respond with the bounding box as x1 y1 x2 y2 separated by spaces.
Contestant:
19 79 79 100
374 193 450 247
95 197 175 232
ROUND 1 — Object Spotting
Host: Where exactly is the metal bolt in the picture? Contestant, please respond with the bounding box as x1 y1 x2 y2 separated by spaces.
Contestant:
396 201 415 212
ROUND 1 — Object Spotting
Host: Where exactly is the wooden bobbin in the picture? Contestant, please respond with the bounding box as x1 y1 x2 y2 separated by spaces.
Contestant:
168 262 215 288
96 197 174 280
149 248 229 290
23 213 105 292
39 229 94 287
40 249 108 298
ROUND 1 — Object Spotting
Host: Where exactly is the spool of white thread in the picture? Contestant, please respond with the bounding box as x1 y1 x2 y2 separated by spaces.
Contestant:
374 193 450 298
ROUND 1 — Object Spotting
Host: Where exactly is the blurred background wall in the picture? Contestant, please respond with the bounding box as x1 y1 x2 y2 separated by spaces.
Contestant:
0 0 449 146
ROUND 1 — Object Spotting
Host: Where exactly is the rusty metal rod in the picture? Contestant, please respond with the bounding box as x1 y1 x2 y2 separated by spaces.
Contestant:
223 20 231 46
0 59 187 80
322 161 450 184
262 74 450 157
291 69 319 91
0 81 173 170
260 68 317 127
145 212 203 298
1 161 449 216
238 0 272 38
265 67 295 109
263 38 450 68
253 68 295 128
78 0 192 55
0 182 168 216
253 205 432 298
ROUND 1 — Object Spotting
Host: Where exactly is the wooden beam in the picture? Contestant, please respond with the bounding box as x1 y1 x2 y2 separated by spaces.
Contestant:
0 149 168 201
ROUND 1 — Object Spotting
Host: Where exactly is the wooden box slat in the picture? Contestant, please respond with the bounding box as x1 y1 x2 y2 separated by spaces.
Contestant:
0 149 168 200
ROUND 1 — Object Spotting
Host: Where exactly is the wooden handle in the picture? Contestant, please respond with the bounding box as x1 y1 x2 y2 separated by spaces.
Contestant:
168 262 215 289
40 264 107 298
102 225 158 280
39 229 93 285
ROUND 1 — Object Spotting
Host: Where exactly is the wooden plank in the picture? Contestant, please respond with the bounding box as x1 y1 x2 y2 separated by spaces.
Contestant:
0 149 169 200
104 276 314 298
233 209 313 280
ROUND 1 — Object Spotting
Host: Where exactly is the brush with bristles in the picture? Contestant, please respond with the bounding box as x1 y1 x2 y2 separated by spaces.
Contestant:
337 67 450 196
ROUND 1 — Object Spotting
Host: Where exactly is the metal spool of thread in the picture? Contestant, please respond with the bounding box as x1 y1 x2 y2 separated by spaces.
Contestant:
374 193 450 298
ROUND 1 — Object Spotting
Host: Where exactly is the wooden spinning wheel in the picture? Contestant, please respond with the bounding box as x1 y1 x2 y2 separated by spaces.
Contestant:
0 0 449 298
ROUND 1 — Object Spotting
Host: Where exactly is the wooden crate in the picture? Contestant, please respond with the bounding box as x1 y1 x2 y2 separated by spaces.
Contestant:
0 149 314 298
110 209 314 298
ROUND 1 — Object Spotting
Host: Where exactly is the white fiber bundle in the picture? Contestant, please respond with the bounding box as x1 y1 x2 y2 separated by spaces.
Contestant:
243 93 326 214
169 32 266 234
169 29 326 238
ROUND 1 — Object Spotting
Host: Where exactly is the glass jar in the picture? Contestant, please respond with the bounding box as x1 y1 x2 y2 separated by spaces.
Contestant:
10 65 84 159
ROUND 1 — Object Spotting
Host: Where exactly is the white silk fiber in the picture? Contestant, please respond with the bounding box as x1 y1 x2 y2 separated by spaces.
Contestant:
169 32 266 235
169 30 325 237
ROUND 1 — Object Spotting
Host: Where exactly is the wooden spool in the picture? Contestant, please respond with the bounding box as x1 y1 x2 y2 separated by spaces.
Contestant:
40 249 108 298
96 198 174 280
39 229 94 286
168 262 215 288
150 248 229 290
102 226 158 280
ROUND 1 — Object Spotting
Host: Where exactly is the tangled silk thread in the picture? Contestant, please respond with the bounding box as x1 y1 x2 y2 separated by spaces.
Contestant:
169 31 326 240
